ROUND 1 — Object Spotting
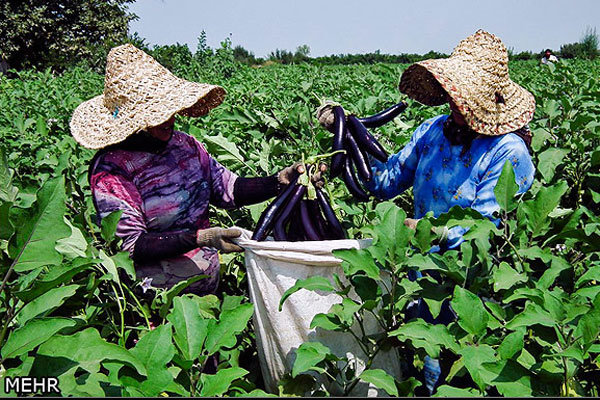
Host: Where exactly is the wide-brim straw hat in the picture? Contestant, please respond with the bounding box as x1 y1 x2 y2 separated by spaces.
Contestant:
399 30 535 136
70 44 226 149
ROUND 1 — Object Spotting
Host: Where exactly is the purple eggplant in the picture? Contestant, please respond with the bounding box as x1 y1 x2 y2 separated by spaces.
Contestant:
273 185 307 241
315 187 346 239
299 200 321 241
330 106 346 178
252 176 299 241
358 101 408 128
345 128 372 182
307 199 329 240
347 115 388 163
342 156 370 202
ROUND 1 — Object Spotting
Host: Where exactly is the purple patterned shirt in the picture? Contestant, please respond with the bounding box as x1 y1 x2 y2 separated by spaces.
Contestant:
90 131 238 294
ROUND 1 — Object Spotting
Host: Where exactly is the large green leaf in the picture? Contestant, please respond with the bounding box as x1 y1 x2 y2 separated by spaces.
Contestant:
55 217 88 259
129 324 176 396
199 367 249 396
0 146 18 203
494 160 519 212
492 262 527 292
204 302 254 355
481 360 533 397
10 177 71 272
359 369 398 396
389 319 458 358
521 181 568 237
506 302 557 330
166 296 209 361
334 248 380 280
15 284 80 326
537 148 568 182
36 328 146 376
1 317 76 360
279 276 336 311
433 385 481 397
497 328 525 360
451 286 488 337
459 344 496 391
291 341 333 378
100 210 123 243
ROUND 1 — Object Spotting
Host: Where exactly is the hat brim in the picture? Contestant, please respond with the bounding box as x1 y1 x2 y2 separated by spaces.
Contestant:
70 80 225 149
399 57 535 135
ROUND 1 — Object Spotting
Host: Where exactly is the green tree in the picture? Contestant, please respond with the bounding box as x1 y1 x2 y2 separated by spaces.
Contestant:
0 0 138 71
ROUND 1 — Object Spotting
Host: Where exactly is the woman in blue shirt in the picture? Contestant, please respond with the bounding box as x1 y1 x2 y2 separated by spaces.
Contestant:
363 30 536 394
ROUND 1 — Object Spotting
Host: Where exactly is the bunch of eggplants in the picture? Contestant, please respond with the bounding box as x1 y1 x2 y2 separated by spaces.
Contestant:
252 176 346 242
329 102 408 201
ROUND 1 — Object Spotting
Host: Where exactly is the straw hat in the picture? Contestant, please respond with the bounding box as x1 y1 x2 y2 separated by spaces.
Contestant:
70 44 226 149
399 30 535 136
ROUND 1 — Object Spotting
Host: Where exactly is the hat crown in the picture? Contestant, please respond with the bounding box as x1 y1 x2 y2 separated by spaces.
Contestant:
102 44 169 112
452 30 509 79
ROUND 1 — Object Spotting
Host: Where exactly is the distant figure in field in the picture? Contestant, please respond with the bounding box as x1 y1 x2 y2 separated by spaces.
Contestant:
541 49 558 64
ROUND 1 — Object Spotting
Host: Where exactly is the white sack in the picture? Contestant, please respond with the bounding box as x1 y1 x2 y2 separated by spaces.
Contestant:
234 229 401 396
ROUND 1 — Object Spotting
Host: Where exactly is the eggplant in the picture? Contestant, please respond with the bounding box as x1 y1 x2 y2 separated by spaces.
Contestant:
344 128 372 182
358 101 408 128
299 200 321 241
307 199 329 240
342 156 370 202
330 106 346 178
272 184 307 241
315 187 346 239
347 115 388 163
252 176 299 241
287 205 307 242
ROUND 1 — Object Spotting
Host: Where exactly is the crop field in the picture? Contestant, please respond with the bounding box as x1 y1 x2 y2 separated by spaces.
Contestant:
1 58 600 396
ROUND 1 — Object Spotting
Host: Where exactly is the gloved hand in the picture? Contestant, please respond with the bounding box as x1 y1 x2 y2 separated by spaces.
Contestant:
196 227 243 253
278 162 327 189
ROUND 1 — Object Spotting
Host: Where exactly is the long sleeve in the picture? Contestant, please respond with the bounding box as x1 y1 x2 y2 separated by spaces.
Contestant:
132 231 197 264
444 136 535 249
233 175 280 206
90 167 148 254
363 116 438 200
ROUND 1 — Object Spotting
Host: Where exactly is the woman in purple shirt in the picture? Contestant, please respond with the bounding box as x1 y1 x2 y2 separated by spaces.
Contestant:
71 45 318 296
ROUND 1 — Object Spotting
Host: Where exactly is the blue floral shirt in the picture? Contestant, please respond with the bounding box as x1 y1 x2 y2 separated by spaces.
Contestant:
364 115 535 249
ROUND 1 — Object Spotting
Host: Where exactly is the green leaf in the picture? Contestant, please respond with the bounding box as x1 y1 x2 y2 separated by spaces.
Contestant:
359 369 398 396
310 313 344 331
279 276 336 311
576 264 600 288
493 262 527 292
451 286 488 337
506 302 557 330
494 160 519 212
531 128 552 152
10 177 71 272
111 251 136 281
459 344 496 391
204 302 254 355
334 248 380 280
0 147 18 203
291 342 332 378
36 328 146 376
129 324 176 396
15 258 97 302
537 148 568 182
521 181 568 237
166 296 209 361
55 217 88 259
202 133 247 169
200 367 249 397
413 218 435 252
1 317 76 360
480 360 532 397
433 385 481 397
497 328 525 360
16 284 80 326
389 319 458 358
155 275 208 318
100 210 123 243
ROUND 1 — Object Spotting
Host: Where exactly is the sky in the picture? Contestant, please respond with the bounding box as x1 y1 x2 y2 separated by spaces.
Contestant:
129 0 599 58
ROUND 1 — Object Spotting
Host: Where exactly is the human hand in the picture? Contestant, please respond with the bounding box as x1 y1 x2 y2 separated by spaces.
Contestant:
277 162 305 185
404 218 419 230
196 227 243 253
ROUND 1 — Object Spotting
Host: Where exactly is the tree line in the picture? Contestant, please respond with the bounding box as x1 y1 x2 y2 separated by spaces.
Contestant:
1 1 597 73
